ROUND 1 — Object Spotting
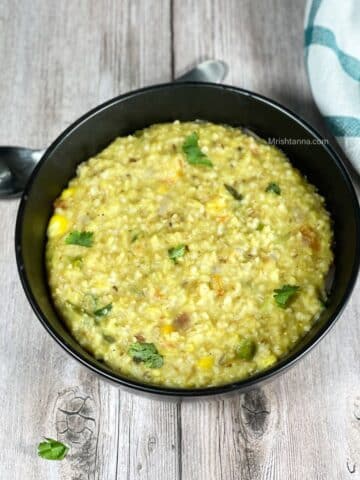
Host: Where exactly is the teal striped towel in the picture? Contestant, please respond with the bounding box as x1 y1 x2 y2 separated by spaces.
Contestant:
305 0 360 173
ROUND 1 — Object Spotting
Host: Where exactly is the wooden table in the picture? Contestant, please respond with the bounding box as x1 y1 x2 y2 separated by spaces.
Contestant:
1 1 359 478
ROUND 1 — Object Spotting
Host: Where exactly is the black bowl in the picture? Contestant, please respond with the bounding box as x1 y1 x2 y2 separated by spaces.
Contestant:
15 82 360 398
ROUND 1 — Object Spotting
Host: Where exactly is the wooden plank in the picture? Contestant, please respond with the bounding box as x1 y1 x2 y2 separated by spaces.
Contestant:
173 1 360 479
0 1 173 479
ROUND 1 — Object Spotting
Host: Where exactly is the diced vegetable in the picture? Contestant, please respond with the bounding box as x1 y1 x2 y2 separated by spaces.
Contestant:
161 324 175 335
135 333 145 342
206 197 226 215
168 244 188 263
211 274 225 297
273 284 299 308
130 231 140 243
300 225 320 252
48 214 69 237
182 132 213 167
236 339 257 360
69 255 83 267
65 230 94 247
94 303 112 317
224 183 243 201
103 334 116 343
61 187 75 199
128 342 164 368
173 312 190 330
257 353 277 369
197 356 214 369
266 182 281 195
37 438 69 461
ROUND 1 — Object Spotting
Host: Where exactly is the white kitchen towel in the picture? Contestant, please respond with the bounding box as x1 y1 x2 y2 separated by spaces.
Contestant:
304 0 360 172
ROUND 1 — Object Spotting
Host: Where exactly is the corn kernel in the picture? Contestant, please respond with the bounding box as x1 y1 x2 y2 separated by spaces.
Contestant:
94 280 107 290
61 187 75 199
161 324 175 335
258 354 277 369
157 184 169 194
211 274 225 296
47 214 69 237
197 356 214 369
206 197 226 215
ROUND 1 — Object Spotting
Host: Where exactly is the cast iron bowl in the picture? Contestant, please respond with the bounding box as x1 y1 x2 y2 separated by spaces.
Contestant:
15 82 360 398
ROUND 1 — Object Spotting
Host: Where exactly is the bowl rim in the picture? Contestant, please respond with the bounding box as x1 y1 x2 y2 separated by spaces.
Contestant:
15 81 360 397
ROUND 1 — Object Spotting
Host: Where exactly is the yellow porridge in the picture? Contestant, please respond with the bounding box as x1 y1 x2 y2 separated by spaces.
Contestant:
46 121 333 388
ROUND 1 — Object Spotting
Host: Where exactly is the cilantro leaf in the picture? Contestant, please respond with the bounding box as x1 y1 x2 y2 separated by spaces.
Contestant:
103 334 116 343
65 231 94 247
37 438 69 461
146 354 164 368
224 184 243 201
182 133 213 167
129 342 157 359
236 339 257 360
94 303 112 317
128 342 164 368
168 244 188 263
266 182 281 195
69 255 83 267
273 284 299 308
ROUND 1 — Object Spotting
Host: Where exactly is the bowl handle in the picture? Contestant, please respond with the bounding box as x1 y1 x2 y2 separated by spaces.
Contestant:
175 60 228 83
0 60 229 199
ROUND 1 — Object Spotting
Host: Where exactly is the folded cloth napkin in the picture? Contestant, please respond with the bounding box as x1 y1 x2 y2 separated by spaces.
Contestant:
304 0 360 173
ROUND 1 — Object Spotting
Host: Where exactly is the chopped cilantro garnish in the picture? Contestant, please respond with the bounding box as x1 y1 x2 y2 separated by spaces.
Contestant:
128 342 164 368
65 230 94 247
266 182 281 195
273 284 299 308
224 183 243 201
69 255 83 267
236 339 257 360
168 244 188 263
37 438 69 461
103 334 116 343
182 133 213 167
94 303 112 317
130 232 139 243
320 299 327 308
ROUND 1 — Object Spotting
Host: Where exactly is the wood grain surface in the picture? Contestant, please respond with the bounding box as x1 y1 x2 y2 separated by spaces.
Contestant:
0 1 359 479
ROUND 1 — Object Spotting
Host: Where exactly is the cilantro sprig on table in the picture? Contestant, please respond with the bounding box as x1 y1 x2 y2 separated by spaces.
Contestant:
37 438 69 461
